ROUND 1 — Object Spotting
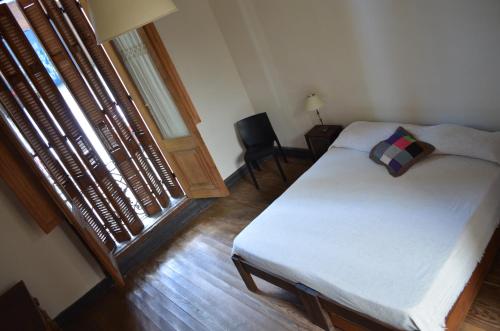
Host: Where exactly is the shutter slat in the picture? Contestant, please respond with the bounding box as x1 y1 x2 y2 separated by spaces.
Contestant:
40 0 172 207
71 202 125 286
0 78 117 250
0 115 63 234
0 5 144 235
57 0 183 198
0 47 130 242
19 0 164 215
0 67 124 249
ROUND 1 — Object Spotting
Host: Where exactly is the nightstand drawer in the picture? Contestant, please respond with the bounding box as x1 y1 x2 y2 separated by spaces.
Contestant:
305 125 343 160
308 136 332 158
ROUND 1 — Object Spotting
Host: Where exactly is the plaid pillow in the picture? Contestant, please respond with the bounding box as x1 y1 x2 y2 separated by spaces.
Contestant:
370 127 434 177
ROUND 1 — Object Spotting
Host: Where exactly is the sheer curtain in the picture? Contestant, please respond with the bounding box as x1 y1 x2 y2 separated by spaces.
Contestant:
114 30 189 138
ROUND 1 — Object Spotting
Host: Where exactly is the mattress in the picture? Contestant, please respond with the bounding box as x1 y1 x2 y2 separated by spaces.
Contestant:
232 147 500 331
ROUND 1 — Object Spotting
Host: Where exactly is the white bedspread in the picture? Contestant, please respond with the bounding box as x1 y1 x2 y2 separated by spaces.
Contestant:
232 148 500 331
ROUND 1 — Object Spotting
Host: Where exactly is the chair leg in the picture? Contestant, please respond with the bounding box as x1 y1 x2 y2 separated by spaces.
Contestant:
274 154 287 182
277 143 288 163
246 160 260 189
252 160 261 171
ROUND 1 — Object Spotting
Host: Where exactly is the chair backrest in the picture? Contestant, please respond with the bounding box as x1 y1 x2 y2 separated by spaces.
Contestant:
236 112 277 148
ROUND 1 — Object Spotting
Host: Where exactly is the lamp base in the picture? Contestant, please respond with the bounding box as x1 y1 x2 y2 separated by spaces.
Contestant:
316 109 326 129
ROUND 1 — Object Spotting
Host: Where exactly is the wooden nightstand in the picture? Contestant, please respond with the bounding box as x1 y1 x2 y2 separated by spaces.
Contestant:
305 125 343 160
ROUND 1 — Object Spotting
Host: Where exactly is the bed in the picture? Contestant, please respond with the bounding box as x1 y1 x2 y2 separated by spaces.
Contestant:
232 121 500 331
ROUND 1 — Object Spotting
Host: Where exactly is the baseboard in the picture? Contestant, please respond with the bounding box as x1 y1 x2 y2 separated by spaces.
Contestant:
281 147 311 159
225 164 248 188
117 197 215 274
55 277 112 327
56 163 248 327
55 146 308 326
117 159 254 271
56 197 215 327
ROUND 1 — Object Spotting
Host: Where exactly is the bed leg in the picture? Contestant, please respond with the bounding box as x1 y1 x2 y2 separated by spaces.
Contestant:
232 255 258 292
296 283 334 331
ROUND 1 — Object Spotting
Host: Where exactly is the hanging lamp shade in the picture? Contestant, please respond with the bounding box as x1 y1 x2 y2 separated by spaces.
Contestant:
87 0 178 43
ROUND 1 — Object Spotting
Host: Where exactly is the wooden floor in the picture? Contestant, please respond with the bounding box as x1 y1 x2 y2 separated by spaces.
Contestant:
63 158 500 331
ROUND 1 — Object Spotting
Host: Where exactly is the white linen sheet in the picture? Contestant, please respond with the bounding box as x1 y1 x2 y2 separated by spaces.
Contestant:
232 148 500 331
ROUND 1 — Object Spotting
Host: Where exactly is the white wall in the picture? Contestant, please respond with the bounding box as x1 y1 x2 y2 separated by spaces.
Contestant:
4 0 497 320
154 0 256 178
0 0 256 318
3 0 499 319
0 181 103 317
210 0 500 147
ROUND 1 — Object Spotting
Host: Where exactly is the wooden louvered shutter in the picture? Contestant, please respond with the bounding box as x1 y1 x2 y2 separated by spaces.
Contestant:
19 0 169 215
0 77 118 250
0 107 124 286
0 118 63 234
71 205 125 286
0 2 145 285
123 25 229 198
0 0 228 285
74 0 229 198
51 0 184 199
0 5 140 240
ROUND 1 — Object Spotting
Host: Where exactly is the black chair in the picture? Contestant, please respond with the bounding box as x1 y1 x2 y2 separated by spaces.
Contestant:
236 112 287 189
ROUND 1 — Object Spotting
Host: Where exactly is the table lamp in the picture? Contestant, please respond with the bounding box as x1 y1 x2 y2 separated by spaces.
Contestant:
306 93 326 128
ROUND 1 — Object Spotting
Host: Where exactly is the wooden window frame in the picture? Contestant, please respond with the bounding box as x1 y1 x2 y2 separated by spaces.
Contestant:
0 117 64 234
78 0 227 197
0 0 228 286
102 24 229 198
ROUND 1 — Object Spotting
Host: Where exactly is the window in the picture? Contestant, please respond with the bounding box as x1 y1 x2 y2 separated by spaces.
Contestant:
113 30 189 139
0 0 228 285
0 0 184 251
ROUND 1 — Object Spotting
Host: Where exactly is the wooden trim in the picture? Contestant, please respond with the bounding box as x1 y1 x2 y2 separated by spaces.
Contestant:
231 255 258 292
0 5 131 244
70 204 125 287
232 226 500 331
139 24 201 126
56 194 241 328
0 76 118 248
55 162 264 327
67 1 226 218
224 148 310 188
445 226 500 331
118 160 259 271
319 297 399 331
0 96 123 285
102 22 228 198
137 24 229 198
115 197 190 262
77 0 200 125
0 124 63 233
19 0 164 216
100 40 172 158
280 147 312 160
101 40 194 195
58 0 183 199
54 277 114 328
296 283 334 330
0 4 144 235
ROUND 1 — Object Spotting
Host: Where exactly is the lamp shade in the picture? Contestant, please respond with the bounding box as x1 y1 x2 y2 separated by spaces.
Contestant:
87 0 178 43
305 93 325 112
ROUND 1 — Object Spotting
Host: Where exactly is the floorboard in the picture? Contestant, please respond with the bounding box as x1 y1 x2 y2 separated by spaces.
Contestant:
62 157 500 331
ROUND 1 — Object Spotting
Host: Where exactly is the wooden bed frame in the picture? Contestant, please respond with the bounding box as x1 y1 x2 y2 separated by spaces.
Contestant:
232 227 499 331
